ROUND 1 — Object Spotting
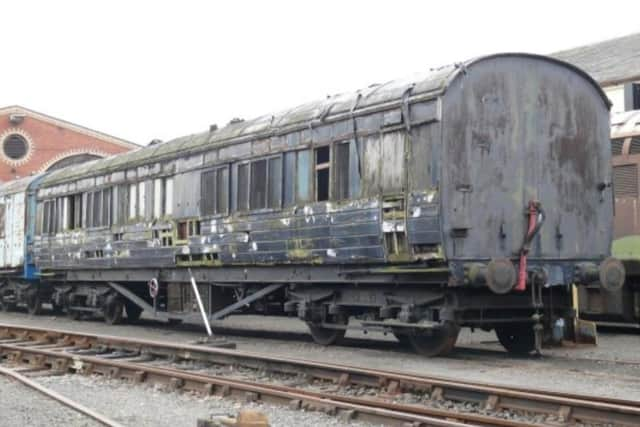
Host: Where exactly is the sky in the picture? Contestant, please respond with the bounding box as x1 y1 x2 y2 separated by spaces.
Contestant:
0 0 638 145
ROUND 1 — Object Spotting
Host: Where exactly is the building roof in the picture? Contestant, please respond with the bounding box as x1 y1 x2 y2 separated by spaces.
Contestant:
552 32 640 87
0 105 140 150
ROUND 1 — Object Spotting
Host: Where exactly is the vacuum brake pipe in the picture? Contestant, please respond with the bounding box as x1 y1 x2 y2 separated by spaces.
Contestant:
516 200 545 292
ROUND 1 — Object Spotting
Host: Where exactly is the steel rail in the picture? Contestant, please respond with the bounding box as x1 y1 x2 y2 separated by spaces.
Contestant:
0 323 639 426
0 343 497 427
0 364 125 427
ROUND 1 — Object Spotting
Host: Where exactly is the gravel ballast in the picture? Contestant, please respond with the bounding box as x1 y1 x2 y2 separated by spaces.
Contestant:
0 311 639 425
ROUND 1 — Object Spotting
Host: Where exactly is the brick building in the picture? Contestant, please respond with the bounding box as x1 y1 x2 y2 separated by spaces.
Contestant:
0 105 138 183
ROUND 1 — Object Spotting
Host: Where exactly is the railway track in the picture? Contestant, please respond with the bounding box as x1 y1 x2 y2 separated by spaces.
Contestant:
0 323 637 427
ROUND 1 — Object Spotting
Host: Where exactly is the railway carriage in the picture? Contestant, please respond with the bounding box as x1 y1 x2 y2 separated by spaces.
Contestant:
0 174 46 313
0 53 623 356
579 110 640 326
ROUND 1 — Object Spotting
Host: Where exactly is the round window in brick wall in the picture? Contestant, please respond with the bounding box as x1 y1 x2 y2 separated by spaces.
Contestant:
3 134 28 159
0 128 33 165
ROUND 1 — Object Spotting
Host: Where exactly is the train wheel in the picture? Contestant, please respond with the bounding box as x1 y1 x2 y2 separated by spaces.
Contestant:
406 322 459 357
124 302 143 323
51 300 64 315
26 289 43 315
495 324 535 355
307 314 348 346
65 293 82 320
103 295 124 325
393 331 411 347
0 289 16 312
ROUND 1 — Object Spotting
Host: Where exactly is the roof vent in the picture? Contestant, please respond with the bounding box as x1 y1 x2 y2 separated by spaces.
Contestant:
229 118 244 125
209 124 218 132
9 114 25 125
149 139 163 146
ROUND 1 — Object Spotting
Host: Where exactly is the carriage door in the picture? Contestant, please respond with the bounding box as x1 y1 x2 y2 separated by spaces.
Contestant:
380 131 409 261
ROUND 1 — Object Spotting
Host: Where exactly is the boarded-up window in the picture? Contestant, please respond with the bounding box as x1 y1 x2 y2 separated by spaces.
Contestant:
283 152 296 207
362 136 381 197
216 167 229 214
614 164 638 198
296 150 311 202
268 157 282 209
250 159 267 209
237 163 249 212
201 170 216 215
381 132 405 193
334 142 350 200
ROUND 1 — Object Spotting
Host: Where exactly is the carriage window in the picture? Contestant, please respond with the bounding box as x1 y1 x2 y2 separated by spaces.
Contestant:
115 184 128 225
138 182 146 218
164 177 174 216
315 146 330 201
42 202 49 234
85 192 93 227
154 178 163 218
283 152 296 207
92 190 101 227
201 170 216 215
216 167 229 214
268 157 282 209
0 204 6 239
250 159 267 209
102 188 112 226
66 194 82 230
237 163 249 212
297 150 311 202
335 142 350 200
129 184 137 219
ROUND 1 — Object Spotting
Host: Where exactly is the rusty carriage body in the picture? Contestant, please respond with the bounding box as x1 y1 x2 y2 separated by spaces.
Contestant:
0 53 622 356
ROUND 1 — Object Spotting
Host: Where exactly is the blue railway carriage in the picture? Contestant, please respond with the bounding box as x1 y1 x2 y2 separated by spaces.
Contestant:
0 174 46 313
0 53 625 356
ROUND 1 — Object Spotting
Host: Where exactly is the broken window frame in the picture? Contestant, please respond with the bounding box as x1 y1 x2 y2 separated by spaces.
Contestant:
315 145 331 202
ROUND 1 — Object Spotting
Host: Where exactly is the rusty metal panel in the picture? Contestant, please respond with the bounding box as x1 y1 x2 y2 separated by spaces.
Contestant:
440 56 611 264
